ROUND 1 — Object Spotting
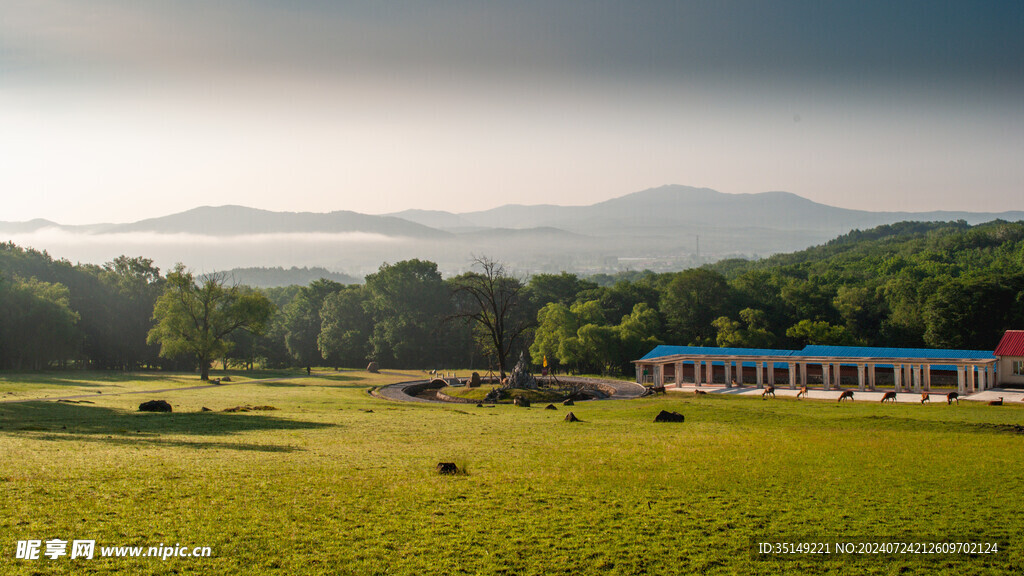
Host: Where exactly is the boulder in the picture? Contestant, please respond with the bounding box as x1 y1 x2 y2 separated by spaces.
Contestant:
654 410 685 423
366 362 380 373
138 400 172 413
469 372 482 388
564 412 580 422
513 396 531 408
475 403 484 408
544 404 557 410
201 407 212 412
220 376 232 382
436 462 459 475
562 399 575 406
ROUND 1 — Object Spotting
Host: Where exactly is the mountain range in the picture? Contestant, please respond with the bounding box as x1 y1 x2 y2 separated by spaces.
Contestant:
3 185 1022 283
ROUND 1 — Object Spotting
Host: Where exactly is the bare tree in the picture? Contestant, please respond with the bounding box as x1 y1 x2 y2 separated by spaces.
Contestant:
450 256 533 379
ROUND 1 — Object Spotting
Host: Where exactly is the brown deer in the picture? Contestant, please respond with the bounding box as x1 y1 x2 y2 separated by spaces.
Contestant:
988 397 1004 406
920 393 930 404
695 390 707 396
838 390 854 402
881 391 897 403
796 386 808 399
946 392 959 405
761 385 775 399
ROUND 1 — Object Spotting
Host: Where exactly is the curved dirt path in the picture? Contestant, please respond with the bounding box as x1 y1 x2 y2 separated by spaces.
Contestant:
373 376 647 404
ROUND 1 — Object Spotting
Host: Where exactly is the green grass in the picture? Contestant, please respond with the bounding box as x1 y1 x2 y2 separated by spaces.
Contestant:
1 372 1023 575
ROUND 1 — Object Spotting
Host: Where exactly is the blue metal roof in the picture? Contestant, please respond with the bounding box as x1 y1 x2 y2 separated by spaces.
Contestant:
640 345 799 361
799 345 995 360
639 344 995 367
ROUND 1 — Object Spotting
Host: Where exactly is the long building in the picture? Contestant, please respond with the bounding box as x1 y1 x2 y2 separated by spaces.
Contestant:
632 331 1024 394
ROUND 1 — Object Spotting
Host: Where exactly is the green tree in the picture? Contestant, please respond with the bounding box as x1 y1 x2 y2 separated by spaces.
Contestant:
281 280 343 371
318 286 374 367
785 319 859 346
364 259 451 367
660 268 731 345
713 308 774 348
148 265 275 380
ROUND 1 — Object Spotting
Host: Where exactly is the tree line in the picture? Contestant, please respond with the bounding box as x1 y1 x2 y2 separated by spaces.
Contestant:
2 219 1023 376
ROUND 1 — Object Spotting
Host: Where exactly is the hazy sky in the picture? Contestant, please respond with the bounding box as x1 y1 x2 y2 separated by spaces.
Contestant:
2 1 1022 224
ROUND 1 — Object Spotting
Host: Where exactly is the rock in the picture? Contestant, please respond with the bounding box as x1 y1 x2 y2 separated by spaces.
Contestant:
220 376 232 382
201 407 212 412
436 462 459 475
654 410 685 423
544 404 557 410
484 388 502 403
366 362 380 373
562 399 575 406
138 400 172 413
513 396 531 407
506 352 538 390
469 372 482 387
476 403 484 408
564 412 580 422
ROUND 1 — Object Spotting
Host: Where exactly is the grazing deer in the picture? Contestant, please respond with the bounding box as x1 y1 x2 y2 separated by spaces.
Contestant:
796 386 808 399
881 391 897 403
838 390 854 402
652 385 666 395
988 397 1004 406
947 392 959 405
762 385 775 399
920 393 930 404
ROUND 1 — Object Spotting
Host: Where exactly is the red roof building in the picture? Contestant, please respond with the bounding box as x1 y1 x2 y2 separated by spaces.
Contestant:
994 330 1024 386
994 330 1024 356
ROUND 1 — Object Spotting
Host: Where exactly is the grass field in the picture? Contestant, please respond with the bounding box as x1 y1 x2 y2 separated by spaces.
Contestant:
2 369 1023 575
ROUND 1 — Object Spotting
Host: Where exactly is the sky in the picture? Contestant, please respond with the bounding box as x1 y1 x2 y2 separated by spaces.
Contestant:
2 1 1023 224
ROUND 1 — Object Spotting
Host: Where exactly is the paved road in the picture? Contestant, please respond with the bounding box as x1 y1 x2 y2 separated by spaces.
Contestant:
374 375 647 404
0 376 303 404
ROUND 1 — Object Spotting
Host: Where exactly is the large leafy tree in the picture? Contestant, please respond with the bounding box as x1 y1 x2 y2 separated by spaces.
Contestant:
450 257 532 378
282 279 344 371
660 268 731 345
318 285 374 368
364 259 451 367
148 265 275 380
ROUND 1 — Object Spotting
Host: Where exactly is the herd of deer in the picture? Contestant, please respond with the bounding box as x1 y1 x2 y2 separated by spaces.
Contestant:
746 385 1009 406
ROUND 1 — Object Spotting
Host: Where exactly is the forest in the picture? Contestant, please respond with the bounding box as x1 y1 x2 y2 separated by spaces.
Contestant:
1 219 1023 376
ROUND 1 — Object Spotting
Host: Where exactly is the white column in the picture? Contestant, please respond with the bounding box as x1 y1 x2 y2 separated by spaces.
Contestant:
672 362 680 387
957 365 965 394
756 361 764 388
868 364 876 390
693 361 702 386
768 361 776 386
857 364 866 391
735 362 743 385
655 364 664 387
822 363 831 391
636 364 642 384
894 364 902 392
724 360 732 387
912 365 921 393
967 365 976 394
834 364 842 389
788 362 796 389
706 360 714 385
989 364 997 389
924 365 931 392
800 363 807 386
